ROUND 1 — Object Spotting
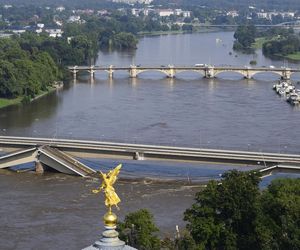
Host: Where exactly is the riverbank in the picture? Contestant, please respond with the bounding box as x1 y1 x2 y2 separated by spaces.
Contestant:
0 170 201 250
252 37 300 62
0 97 23 109
0 83 63 109
252 37 271 49
137 27 227 37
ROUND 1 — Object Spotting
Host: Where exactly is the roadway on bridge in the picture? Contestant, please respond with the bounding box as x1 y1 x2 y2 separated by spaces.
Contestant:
1 136 300 177
1 136 300 166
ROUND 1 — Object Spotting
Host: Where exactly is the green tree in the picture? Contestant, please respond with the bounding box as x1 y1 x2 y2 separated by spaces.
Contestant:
258 178 300 249
14 59 40 97
184 170 261 250
182 24 193 32
112 32 138 49
118 209 161 250
171 24 181 31
0 60 19 98
233 25 256 51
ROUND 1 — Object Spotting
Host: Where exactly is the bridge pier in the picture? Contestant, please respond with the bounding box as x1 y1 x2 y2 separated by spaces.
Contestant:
129 65 137 78
134 152 144 160
72 69 78 79
35 159 45 174
167 65 175 78
205 66 215 79
88 67 95 78
108 65 114 78
281 69 291 80
244 69 252 79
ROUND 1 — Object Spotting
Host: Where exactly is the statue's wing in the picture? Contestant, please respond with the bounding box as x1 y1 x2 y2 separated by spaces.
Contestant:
108 164 122 185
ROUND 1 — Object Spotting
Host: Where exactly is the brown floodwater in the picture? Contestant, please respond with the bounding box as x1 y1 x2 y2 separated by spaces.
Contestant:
0 169 200 250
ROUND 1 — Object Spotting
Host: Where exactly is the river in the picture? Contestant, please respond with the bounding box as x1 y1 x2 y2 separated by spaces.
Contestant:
1 31 300 250
1 31 300 154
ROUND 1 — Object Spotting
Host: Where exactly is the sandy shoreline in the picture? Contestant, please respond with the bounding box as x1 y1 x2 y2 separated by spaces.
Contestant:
0 170 201 250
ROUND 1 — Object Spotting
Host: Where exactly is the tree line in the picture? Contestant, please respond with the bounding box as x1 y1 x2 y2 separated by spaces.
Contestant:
233 25 257 52
0 12 142 100
0 8 197 101
262 31 300 57
0 36 60 99
117 171 300 249
233 25 300 59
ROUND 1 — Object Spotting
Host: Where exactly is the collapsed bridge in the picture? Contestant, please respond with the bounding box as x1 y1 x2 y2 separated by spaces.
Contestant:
0 136 300 178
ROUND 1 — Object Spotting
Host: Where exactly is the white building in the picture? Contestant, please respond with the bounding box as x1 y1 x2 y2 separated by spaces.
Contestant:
281 12 295 18
68 16 81 23
157 9 174 17
174 9 191 17
257 11 295 20
37 23 44 28
56 6 65 12
97 10 109 16
3 5 12 9
131 8 140 16
45 29 63 38
55 20 63 26
226 11 239 18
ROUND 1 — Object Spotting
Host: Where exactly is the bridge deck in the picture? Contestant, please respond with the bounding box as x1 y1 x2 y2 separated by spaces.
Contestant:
1 136 300 167
1 137 300 176
38 146 96 176
0 147 37 169
0 143 96 177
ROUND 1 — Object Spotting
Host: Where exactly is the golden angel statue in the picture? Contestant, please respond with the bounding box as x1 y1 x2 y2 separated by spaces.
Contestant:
92 164 122 212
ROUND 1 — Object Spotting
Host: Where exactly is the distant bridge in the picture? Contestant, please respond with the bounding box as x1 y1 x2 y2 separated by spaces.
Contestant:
68 65 300 80
1 136 300 178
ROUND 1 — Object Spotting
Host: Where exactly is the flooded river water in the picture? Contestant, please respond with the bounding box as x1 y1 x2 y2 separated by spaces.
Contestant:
1 31 300 249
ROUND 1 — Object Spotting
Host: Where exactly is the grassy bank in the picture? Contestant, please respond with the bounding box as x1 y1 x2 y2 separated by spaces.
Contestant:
252 37 269 49
252 36 281 49
138 27 224 37
0 85 60 109
138 30 184 36
252 36 300 61
0 97 23 109
284 52 300 61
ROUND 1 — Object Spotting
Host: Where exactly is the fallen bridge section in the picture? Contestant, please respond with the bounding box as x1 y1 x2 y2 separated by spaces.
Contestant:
0 144 96 177
1 136 300 178
0 147 37 169
38 146 95 176
259 164 300 178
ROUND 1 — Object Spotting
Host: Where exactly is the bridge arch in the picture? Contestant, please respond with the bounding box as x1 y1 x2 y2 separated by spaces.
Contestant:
251 71 283 80
173 69 205 78
135 69 170 78
214 70 248 79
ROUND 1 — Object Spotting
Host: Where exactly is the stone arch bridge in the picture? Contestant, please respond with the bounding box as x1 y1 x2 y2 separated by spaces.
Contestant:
68 65 300 80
